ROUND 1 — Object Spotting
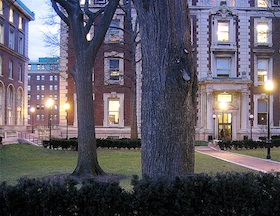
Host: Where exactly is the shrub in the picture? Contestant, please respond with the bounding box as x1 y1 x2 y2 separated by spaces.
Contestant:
1 173 280 215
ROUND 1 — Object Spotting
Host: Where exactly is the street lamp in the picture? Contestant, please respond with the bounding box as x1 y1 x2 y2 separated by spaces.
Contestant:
249 114 254 140
30 107 35 133
265 80 274 159
46 98 54 148
64 103 70 140
212 114 216 139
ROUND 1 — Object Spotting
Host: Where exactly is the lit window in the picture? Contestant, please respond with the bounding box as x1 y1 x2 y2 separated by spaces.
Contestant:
257 22 269 43
36 85 40 90
257 0 268 7
41 75 45 80
217 94 232 102
9 8 13 23
50 85 53 90
41 85 45 91
109 59 120 80
36 75 40 80
54 75 58 81
50 76 53 81
0 1 2 15
37 64 40 70
36 95 40 100
27 85 31 91
54 95 58 100
257 59 268 83
257 99 267 125
216 58 231 77
18 16 23 29
217 21 229 42
108 99 120 125
54 85 58 90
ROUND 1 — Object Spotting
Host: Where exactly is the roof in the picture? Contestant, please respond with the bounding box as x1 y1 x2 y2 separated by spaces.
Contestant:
13 0 35 20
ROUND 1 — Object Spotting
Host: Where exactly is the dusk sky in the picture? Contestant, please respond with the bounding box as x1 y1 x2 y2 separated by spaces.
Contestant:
22 0 60 61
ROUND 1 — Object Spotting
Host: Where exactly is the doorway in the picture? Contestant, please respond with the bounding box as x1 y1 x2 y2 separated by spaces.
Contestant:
218 113 232 140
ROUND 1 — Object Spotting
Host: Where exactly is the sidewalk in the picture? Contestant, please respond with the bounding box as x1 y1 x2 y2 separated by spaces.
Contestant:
195 146 280 173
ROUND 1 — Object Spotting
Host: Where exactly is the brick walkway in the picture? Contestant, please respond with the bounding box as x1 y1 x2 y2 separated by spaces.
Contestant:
195 146 280 173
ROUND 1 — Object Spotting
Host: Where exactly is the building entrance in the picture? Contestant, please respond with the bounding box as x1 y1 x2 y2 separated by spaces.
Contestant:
218 113 232 140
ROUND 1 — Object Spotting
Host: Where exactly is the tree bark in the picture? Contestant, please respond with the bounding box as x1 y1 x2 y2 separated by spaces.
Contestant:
134 0 197 179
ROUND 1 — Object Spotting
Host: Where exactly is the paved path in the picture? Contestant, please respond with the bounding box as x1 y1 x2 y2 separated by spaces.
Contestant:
195 146 280 173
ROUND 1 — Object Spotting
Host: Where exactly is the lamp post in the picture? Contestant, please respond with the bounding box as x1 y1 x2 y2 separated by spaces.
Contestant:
249 114 254 140
265 80 274 159
30 107 35 133
213 114 216 139
64 103 70 140
46 98 54 148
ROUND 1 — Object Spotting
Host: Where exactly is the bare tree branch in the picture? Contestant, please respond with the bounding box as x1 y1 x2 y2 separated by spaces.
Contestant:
51 0 69 25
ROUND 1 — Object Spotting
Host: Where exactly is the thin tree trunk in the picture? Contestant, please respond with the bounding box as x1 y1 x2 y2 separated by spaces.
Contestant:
134 0 197 179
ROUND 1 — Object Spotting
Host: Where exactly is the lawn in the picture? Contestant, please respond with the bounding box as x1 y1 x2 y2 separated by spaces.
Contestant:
229 148 280 162
0 144 254 186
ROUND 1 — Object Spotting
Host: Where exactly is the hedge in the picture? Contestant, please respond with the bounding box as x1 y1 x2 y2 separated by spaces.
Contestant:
1 173 280 215
42 139 209 150
218 137 280 150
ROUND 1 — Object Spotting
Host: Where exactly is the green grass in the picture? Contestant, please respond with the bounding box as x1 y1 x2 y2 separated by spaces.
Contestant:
229 148 280 162
0 144 253 185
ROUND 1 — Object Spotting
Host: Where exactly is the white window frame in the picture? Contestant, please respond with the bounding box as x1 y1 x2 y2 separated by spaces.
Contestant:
18 34 24 54
253 94 273 127
254 18 272 47
105 14 124 43
212 18 235 46
104 52 124 85
254 56 272 86
211 53 236 78
103 92 124 127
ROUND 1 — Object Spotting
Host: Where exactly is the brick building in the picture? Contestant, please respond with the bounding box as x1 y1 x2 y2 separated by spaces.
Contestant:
0 0 34 141
27 57 60 130
60 0 280 140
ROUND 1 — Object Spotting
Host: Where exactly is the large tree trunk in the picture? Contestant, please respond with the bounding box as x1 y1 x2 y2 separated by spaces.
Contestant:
134 0 197 179
71 59 105 179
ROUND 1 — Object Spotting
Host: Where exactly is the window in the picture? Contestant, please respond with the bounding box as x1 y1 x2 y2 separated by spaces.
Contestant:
107 20 120 42
9 60 13 78
0 24 3 44
104 52 124 84
108 99 120 125
41 75 45 80
257 0 268 7
94 0 107 4
18 34 24 54
9 8 13 23
54 75 58 81
27 85 31 91
103 93 124 127
54 85 58 90
18 65 22 82
18 16 23 29
50 76 53 81
36 75 40 80
272 0 280 6
28 75 31 81
257 22 269 43
217 94 232 102
9 28 15 49
36 85 40 91
216 58 231 77
49 85 53 90
36 95 40 100
0 56 2 76
257 58 268 83
257 99 267 125
109 59 120 80
0 0 2 15
37 64 40 70
41 85 44 91
54 95 58 100
41 95 44 100
217 21 229 42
